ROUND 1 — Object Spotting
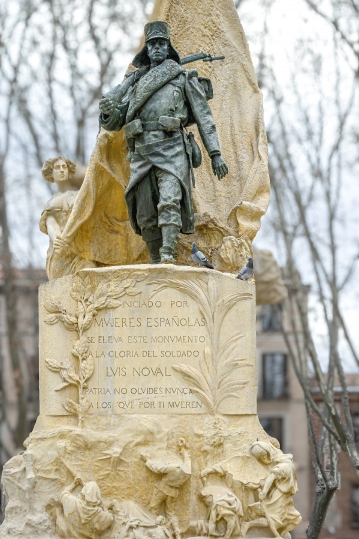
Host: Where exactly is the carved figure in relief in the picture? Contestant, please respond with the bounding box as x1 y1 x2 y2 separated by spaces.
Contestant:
242 441 302 539
40 157 97 280
200 452 267 490
54 477 114 539
122 515 172 539
200 486 243 539
150 516 172 539
1 453 36 503
99 20 228 264
1 451 56 537
141 438 191 539
112 500 172 539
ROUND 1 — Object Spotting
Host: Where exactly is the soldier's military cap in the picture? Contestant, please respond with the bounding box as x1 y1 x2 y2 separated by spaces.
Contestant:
145 20 170 42
132 20 181 68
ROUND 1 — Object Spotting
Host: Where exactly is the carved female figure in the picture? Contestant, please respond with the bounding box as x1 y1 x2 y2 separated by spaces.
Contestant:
40 157 96 280
243 441 301 538
55 478 114 539
201 485 243 539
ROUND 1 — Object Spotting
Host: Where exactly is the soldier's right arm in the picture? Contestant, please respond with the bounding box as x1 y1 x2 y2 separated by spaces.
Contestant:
99 70 141 132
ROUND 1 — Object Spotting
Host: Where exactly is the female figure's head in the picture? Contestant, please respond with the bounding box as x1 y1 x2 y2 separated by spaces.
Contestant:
41 157 76 185
80 481 102 507
250 441 275 465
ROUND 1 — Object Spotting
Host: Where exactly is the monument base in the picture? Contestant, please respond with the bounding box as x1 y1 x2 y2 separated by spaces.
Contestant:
0 266 301 539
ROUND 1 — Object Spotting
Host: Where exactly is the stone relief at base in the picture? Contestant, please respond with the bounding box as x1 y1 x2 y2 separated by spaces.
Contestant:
1 2 300 538
0 267 301 539
1 413 300 539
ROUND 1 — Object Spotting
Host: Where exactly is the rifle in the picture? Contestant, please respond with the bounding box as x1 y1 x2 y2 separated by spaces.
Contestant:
181 52 225 65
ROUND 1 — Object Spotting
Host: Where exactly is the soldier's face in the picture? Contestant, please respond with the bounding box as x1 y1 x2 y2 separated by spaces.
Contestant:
147 38 169 65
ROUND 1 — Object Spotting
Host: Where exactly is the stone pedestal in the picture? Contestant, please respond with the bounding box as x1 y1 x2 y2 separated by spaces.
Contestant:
0 266 301 539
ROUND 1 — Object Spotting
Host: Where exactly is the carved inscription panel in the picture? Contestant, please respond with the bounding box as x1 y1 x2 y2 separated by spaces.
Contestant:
39 266 256 419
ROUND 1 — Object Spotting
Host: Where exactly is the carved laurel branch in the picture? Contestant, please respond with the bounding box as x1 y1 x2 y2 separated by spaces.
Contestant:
44 271 148 425
149 277 252 414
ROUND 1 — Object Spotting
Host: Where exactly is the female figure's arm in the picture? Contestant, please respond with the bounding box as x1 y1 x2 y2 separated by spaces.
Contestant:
258 473 276 501
200 465 226 483
60 477 83 506
45 215 69 251
244 480 262 490
45 215 61 243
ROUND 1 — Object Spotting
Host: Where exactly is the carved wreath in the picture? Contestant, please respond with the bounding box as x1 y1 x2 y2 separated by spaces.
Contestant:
44 271 148 427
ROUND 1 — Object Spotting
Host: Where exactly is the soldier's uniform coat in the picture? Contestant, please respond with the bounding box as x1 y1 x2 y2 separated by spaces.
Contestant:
99 59 221 242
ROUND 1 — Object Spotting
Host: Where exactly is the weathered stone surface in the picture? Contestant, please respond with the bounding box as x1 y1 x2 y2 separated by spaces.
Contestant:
252 246 288 305
61 0 270 273
1 416 277 539
38 266 256 421
40 157 97 281
0 266 301 539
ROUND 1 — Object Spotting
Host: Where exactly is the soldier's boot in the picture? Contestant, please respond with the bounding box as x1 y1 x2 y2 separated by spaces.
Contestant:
159 225 179 264
146 238 162 264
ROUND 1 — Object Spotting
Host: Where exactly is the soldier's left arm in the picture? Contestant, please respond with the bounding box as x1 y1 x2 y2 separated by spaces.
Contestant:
184 72 228 180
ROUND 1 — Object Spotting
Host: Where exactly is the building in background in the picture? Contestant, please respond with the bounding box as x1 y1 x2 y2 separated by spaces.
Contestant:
0 268 46 464
311 374 359 539
257 301 359 539
256 302 310 539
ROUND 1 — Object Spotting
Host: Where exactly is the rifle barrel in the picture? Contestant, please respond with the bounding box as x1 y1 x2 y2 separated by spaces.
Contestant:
181 52 225 65
203 55 225 62
181 52 208 65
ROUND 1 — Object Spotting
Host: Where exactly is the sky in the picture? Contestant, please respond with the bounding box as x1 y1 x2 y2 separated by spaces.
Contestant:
239 0 359 372
2 0 359 372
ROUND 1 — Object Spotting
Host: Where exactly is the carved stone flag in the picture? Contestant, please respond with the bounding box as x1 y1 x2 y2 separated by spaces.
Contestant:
61 0 270 272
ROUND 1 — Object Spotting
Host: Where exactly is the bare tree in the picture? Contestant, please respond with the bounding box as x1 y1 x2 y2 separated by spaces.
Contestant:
9 0 153 168
265 32 358 539
304 0 359 74
236 1 359 537
0 0 38 461
0 0 151 464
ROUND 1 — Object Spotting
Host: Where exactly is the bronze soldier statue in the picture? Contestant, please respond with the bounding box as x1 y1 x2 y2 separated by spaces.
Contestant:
99 20 228 264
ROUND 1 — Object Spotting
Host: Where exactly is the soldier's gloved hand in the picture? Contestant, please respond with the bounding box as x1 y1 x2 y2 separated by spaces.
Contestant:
211 155 228 180
99 97 115 116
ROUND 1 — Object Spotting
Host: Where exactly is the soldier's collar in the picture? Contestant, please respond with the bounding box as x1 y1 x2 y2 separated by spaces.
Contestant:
126 60 185 123
148 59 184 73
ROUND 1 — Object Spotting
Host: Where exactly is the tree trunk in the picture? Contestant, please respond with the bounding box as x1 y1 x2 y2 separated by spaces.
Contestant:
0 155 27 449
307 467 338 539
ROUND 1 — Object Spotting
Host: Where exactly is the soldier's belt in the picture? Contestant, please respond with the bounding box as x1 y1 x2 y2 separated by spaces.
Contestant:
143 121 172 131
125 116 181 139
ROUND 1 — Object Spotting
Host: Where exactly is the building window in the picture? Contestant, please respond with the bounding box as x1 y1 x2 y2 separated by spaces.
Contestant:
261 304 282 332
262 353 288 399
259 417 284 449
353 414 359 445
352 486 359 528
